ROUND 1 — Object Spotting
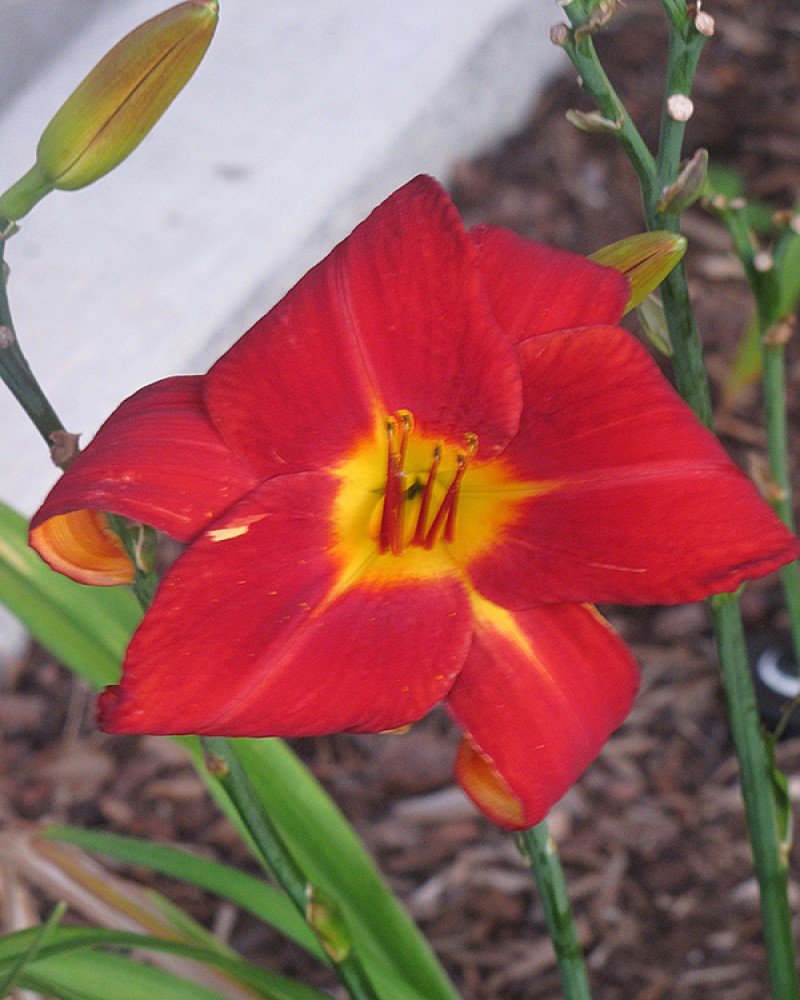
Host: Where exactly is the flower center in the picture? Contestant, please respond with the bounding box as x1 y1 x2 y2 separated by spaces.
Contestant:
378 409 478 556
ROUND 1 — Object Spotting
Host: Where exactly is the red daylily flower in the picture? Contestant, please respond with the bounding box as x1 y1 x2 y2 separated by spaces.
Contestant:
30 176 799 830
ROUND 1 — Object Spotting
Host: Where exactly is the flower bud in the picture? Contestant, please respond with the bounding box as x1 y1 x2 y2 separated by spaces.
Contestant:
636 293 673 357
589 231 687 312
0 1 218 220
565 108 622 134
657 148 709 215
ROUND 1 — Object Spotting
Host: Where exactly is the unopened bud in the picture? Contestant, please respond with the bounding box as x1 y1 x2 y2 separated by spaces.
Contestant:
636 294 673 357
667 94 694 123
575 0 618 41
694 11 715 36
550 23 570 46
565 108 622 134
753 251 774 273
763 316 795 348
657 148 708 214
0 1 218 221
589 231 687 313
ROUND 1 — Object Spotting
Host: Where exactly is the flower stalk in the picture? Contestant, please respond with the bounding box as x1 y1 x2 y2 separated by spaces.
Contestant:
0 237 66 451
557 3 800 997
711 593 799 1000
516 822 591 1000
201 737 381 1000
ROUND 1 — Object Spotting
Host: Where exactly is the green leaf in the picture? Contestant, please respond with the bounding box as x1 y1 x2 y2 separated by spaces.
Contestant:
0 926 333 1000
21 950 233 1000
185 737 460 1000
0 498 140 687
44 824 325 960
0 901 66 996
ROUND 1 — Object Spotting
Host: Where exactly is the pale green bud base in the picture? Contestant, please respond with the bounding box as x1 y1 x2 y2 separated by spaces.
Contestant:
0 164 54 222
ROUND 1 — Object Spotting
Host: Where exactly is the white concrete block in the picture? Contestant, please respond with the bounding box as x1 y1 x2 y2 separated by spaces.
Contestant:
0 0 564 650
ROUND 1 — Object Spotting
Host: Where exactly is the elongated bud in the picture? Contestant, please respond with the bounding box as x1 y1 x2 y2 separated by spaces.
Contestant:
589 231 687 313
0 1 218 221
565 108 622 134
657 149 709 214
636 293 673 357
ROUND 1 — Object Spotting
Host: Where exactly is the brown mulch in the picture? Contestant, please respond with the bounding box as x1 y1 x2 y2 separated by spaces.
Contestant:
2 1 800 997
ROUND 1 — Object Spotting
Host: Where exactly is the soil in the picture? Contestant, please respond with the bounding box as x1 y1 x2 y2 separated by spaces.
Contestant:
2 1 800 998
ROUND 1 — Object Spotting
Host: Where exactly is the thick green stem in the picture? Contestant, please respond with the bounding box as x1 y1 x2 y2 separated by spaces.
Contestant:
201 737 381 1000
516 823 591 1000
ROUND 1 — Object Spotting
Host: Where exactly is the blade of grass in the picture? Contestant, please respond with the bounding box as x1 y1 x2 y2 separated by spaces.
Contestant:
43 825 324 961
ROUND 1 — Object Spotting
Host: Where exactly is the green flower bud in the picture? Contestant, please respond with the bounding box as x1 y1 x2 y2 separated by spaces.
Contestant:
657 149 709 215
0 1 218 221
589 231 687 313
565 108 622 134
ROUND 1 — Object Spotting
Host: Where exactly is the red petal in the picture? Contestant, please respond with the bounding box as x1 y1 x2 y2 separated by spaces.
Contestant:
205 176 522 477
447 602 639 830
470 224 629 341
468 327 800 607
98 472 472 736
29 377 259 582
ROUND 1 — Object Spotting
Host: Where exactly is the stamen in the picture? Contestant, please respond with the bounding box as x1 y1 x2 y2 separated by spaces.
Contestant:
379 411 414 554
379 418 477 555
411 444 441 546
423 454 466 549
424 434 478 550
378 417 401 553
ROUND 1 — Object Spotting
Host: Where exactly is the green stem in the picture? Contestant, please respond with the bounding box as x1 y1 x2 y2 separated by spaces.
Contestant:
647 9 712 426
711 594 799 999
761 327 800 668
558 31 657 201
201 737 381 1000
515 823 591 1000
0 234 65 445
